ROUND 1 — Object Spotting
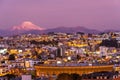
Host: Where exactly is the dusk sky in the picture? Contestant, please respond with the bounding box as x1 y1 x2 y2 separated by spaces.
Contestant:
0 0 120 30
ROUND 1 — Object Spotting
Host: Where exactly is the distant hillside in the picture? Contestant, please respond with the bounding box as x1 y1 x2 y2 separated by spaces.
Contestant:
45 26 100 34
0 21 119 36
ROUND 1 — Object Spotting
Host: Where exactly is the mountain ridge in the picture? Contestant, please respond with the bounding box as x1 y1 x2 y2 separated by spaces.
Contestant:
0 21 119 36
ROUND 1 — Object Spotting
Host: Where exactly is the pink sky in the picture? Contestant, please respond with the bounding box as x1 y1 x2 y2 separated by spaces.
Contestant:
0 0 120 30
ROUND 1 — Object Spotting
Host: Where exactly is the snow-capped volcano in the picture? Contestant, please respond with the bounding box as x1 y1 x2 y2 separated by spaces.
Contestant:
12 21 45 31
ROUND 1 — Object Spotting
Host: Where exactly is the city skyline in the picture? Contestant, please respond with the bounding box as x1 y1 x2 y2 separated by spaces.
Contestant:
0 0 120 30
1 1 120 79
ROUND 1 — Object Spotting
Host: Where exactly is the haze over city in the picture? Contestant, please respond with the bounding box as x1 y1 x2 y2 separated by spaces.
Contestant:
0 0 120 30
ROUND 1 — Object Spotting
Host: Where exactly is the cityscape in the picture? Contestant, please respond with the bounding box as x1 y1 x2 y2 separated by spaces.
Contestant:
0 0 120 80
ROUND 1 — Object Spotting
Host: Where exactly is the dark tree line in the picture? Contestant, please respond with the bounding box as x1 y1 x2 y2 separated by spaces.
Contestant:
100 39 119 48
30 40 58 45
56 73 82 80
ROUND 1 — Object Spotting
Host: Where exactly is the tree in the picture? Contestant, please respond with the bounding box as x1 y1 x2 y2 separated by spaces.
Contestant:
100 39 119 48
76 32 84 35
71 73 82 80
77 55 81 60
8 54 15 60
5 74 16 80
37 54 42 59
56 73 72 80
